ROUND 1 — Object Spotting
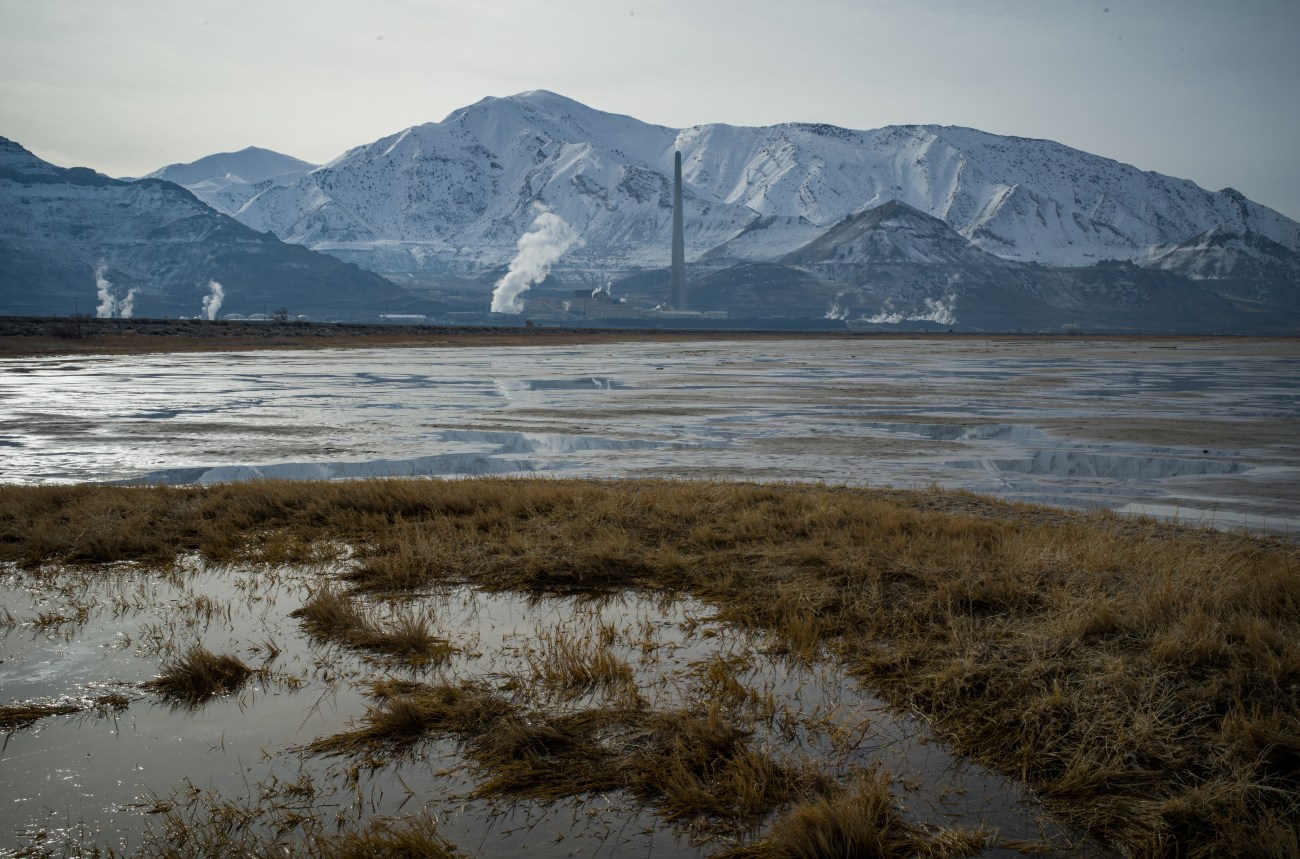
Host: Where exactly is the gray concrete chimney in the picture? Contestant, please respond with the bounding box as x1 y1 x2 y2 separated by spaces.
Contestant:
670 150 686 310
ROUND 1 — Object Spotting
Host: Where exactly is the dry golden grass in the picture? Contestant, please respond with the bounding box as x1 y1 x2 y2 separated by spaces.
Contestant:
718 766 992 859
311 679 818 829
144 645 256 704
525 624 638 702
309 680 512 756
290 587 455 665
2 477 1297 856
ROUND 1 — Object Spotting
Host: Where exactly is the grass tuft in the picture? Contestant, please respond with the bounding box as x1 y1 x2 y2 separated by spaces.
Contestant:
309 681 510 756
719 767 990 859
144 645 255 704
291 587 455 666
0 702 82 731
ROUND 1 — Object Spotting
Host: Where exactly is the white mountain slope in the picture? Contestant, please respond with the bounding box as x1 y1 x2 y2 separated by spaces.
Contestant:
146 147 317 216
232 90 1300 274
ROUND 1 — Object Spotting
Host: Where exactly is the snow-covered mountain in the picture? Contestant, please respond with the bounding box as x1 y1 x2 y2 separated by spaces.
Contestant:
146 146 317 216
0 137 418 318
601 198 1295 333
1140 226 1300 309
228 90 1300 275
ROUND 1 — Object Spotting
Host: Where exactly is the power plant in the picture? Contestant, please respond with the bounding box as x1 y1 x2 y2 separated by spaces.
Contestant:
669 150 687 310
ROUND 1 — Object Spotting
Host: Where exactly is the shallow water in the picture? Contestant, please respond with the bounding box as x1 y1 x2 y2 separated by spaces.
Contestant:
0 561 1108 857
1 338 1297 532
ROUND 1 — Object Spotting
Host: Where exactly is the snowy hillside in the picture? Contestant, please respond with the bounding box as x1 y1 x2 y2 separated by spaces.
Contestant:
0 137 416 318
146 146 317 216
228 91 1300 274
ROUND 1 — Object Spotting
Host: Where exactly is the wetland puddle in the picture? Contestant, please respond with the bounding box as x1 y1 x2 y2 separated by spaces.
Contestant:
1 559 1104 857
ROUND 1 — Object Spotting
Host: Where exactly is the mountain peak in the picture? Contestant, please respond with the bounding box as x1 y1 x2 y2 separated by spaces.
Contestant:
146 147 316 186
143 147 319 216
0 137 62 177
782 199 994 267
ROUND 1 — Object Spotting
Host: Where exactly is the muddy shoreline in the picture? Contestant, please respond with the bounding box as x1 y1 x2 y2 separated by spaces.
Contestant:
1 314 1281 357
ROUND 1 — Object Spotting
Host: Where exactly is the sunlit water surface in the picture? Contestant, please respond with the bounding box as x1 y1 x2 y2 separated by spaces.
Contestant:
2 338 1297 532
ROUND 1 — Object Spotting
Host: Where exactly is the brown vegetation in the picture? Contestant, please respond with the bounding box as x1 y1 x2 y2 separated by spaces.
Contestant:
144 645 257 704
1 477 1297 856
0 702 82 731
310 680 820 830
290 587 455 665
0 693 131 732
718 767 990 859
0 315 869 358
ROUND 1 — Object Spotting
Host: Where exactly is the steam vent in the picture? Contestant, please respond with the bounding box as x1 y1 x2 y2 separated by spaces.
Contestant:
670 150 687 310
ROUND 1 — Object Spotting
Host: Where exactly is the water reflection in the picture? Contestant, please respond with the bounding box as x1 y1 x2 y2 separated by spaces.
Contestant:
0 339 1296 532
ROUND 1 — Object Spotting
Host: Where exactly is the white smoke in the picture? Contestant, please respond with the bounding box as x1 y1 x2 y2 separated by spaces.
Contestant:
201 280 225 320
864 295 959 326
824 292 851 321
490 205 581 314
118 287 139 319
591 281 613 298
95 263 117 318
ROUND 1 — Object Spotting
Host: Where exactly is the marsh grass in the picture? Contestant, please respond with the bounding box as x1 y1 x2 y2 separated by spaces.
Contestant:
525 624 638 703
3 477 1298 855
717 767 991 859
311 680 820 830
291 587 455 665
144 645 257 704
0 692 132 732
0 702 82 731
309 680 512 756
141 787 464 859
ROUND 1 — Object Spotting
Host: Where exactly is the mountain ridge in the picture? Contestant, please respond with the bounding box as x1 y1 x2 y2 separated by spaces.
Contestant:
194 91 1300 277
0 138 422 319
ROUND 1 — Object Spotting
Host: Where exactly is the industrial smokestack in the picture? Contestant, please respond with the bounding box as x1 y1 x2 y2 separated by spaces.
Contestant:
670 151 686 310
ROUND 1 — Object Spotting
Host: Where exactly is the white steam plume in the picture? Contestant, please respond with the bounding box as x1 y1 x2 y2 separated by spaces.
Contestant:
202 280 225 320
118 287 139 319
490 205 581 314
864 295 959 326
95 263 117 318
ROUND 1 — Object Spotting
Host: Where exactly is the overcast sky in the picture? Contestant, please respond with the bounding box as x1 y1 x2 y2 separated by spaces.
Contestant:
3 0 1298 220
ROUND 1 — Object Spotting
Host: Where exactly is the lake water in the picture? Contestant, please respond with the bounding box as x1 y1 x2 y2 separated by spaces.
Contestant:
2 337 1296 532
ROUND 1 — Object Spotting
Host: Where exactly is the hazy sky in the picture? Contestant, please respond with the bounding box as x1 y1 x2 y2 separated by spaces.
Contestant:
3 0 1298 220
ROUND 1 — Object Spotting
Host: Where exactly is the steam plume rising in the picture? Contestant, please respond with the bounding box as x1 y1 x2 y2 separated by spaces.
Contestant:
202 280 224 320
94 263 117 318
118 287 139 319
490 205 580 314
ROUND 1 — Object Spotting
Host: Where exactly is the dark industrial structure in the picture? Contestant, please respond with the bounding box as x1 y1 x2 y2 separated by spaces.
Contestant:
670 150 687 310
